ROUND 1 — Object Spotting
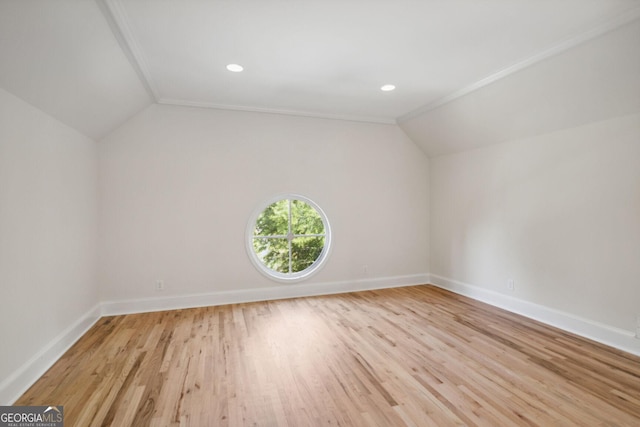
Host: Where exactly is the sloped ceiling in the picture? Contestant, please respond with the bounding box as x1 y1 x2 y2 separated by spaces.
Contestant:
400 17 640 157
0 0 638 150
0 0 152 140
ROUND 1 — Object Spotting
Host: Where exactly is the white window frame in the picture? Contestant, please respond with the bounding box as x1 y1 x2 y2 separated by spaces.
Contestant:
246 194 332 283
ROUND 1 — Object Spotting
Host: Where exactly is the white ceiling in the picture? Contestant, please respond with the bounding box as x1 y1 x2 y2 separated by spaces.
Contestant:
0 0 152 140
401 17 640 157
0 0 639 142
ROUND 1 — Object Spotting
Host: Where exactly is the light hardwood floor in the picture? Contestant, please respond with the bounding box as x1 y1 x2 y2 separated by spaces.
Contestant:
17 285 640 426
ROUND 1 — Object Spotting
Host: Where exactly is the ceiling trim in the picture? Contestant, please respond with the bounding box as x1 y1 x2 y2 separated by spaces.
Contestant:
98 0 639 126
397 6 640 123
96 0 161 101
98 0 396 125
158 98 397 125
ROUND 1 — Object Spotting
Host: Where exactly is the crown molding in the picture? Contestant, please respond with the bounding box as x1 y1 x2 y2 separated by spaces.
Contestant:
158 98 398 125
97 0 396 125
98 0 639 127
397 7 640 123
96 0 161 101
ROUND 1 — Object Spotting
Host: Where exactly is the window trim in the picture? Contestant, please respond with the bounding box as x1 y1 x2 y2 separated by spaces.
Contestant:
245 194 332 283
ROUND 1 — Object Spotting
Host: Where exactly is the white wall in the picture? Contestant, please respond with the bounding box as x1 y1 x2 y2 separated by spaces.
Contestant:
98 104 429 303
429 112 640 338
0 88 99 402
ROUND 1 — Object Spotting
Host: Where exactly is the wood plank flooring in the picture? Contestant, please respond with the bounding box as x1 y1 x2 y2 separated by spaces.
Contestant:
16 285 640 426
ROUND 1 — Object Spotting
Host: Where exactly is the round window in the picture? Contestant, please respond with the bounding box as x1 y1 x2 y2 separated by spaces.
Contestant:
246 195 331 282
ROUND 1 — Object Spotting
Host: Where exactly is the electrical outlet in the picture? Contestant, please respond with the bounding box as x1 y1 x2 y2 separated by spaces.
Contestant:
507 279 515 291
155 280 165 291
636 314 640 339
363 265 368 275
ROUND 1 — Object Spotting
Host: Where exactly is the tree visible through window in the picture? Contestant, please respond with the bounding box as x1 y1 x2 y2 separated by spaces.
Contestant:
248 196 330 281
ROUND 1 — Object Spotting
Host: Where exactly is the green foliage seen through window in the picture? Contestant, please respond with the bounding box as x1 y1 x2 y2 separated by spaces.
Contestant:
253 199 326 274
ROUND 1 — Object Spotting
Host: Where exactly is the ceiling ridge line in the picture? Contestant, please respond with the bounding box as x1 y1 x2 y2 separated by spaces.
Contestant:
158 98 398 125
397 6 640 124
96 0 162 102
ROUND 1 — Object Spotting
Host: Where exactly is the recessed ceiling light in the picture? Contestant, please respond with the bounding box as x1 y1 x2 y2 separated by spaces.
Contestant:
380 84 396 92
226 64 244 72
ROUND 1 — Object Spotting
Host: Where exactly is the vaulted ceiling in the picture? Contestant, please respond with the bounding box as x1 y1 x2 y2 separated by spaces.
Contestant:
1 0 639 155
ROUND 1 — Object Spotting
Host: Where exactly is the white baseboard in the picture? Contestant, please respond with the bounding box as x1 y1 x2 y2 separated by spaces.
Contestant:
12 272 634 407
0 304 102 405
101 274 431 316
429 274 640 357
1 274 428 405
